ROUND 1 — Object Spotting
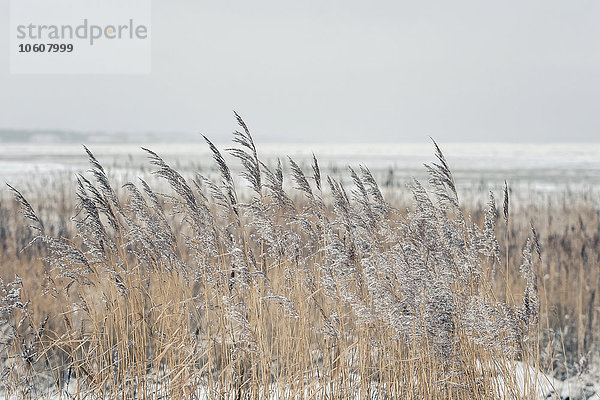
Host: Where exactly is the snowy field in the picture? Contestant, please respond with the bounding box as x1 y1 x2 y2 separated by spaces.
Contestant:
2 142 599 203
2 362 599 400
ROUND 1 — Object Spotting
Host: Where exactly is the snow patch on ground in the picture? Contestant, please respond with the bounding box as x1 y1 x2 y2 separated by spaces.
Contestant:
2 362 600 399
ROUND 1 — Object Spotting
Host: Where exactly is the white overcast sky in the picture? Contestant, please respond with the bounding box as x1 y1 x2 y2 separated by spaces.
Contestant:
1 0 599 142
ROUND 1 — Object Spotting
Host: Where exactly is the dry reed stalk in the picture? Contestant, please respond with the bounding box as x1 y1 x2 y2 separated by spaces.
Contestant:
3 114 597 399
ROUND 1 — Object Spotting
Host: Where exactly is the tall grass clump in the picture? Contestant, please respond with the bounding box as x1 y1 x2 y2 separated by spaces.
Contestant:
2 115 546 399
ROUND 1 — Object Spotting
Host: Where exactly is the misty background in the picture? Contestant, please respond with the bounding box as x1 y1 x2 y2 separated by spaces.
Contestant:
1 0 599 143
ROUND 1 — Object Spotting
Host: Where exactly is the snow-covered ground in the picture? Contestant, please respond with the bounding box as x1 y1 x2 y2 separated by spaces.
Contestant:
2 362 599 399
507 361 600 400
547 366 600 400
2 142 600 191
2 142 599 209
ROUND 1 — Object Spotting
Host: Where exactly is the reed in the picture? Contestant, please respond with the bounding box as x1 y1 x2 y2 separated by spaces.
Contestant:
1 115 596 399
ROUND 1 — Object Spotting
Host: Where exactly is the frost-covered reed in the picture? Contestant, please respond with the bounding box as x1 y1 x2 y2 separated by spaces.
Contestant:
1 114 583 399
